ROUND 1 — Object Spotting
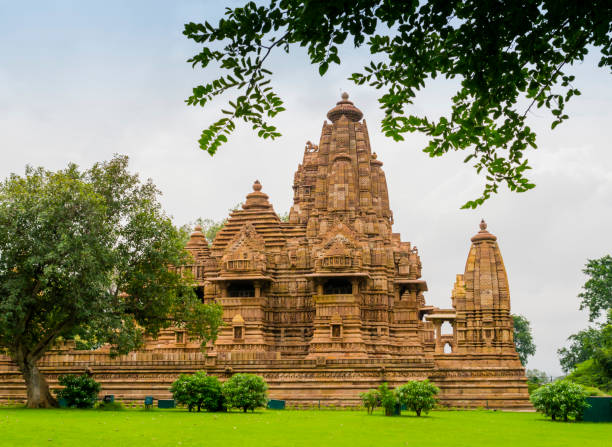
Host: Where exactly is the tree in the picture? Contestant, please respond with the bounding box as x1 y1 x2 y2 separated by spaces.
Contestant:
565 312 612 392
377 382 396 416
0 156 223 408
512 314 536 366
530 380 589 421
558 327 605 373
183 1 612 208
186 203 244 245
525 369 550 394
170 371 224 412
54 374 101 409
395 380 439 417
359 389 380 414
558 255 612 376
222 373 268 412
578 255 612 322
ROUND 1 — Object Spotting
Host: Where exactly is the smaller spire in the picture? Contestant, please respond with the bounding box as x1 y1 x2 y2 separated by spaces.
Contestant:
243 180 273 210
471 219 497 242
186 224 208 248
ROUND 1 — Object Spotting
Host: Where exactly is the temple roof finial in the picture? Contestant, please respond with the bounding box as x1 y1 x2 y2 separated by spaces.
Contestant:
186 224 208 248
243 180 272 210
327 92 363 122
471 218 497 242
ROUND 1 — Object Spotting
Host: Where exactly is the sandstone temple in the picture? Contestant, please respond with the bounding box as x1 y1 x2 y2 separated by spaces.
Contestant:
0 94 530 408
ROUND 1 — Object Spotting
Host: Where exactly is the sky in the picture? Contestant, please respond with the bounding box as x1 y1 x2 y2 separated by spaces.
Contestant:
1 1 611 376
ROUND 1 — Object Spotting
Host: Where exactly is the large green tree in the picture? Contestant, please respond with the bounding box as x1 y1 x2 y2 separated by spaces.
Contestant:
512 314 536 366
578 255 612 322
558 326 605 373
557 255 612 390
0 156 223 408
183 0 611 208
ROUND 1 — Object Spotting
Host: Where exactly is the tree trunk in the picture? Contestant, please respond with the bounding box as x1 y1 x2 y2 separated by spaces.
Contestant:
416 408 422 417
19 359 57 408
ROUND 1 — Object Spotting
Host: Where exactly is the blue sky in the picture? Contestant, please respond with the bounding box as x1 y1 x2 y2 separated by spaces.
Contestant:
1 1 611 375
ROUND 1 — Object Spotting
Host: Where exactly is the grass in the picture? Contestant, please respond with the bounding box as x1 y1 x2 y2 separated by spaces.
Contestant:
0 407 610 447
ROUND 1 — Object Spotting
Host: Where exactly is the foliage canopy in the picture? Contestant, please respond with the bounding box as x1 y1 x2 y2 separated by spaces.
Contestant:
395 380 439 416
377 382 397 416
184 0 611 208
578 255 612 322
530 380 589 421
359 389 380 414
512 314 536 366
54 374 101 409
170 371 224 412
0 156 223 407
222 373 268 412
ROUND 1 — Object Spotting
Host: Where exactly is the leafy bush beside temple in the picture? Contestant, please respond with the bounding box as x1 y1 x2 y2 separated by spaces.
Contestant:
170 371 224 412
54 374 101 409
530 381 589 422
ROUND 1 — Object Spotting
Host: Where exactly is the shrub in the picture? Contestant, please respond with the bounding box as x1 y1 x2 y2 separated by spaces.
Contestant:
395 380 439 416
95 401 125 411
359 389 380 414
222 373 268 412
55 374 101 408
377 382 397 416
530 380 589 421
170 371 224 412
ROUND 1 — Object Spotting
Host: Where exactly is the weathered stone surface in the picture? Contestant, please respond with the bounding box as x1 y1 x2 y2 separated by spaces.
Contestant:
0 94 530 409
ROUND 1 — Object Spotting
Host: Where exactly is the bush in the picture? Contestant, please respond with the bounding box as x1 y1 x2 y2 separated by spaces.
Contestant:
95 401 125 411
359 389 380 414
530 380 589 421
170 371 224 412
395 380 439 416
377 383 397 416
55 374 101 408
222 373 268 412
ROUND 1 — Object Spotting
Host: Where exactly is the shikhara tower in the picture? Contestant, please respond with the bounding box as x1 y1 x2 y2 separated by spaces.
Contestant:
0 94 530 409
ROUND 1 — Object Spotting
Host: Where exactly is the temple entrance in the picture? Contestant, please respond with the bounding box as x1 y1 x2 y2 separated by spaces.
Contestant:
323 278 352 295
228 281 255 297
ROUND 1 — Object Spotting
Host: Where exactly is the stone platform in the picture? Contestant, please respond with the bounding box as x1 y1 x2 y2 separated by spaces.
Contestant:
0 349 530 409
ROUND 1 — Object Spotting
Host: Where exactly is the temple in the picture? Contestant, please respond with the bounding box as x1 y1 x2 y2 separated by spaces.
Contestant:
0 94 530 408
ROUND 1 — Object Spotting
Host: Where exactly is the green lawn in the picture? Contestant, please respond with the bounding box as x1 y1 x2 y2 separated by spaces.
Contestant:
0 408 610 447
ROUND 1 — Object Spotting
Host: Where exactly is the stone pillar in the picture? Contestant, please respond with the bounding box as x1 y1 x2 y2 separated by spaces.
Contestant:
434 321 442 353
351 278 358 295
